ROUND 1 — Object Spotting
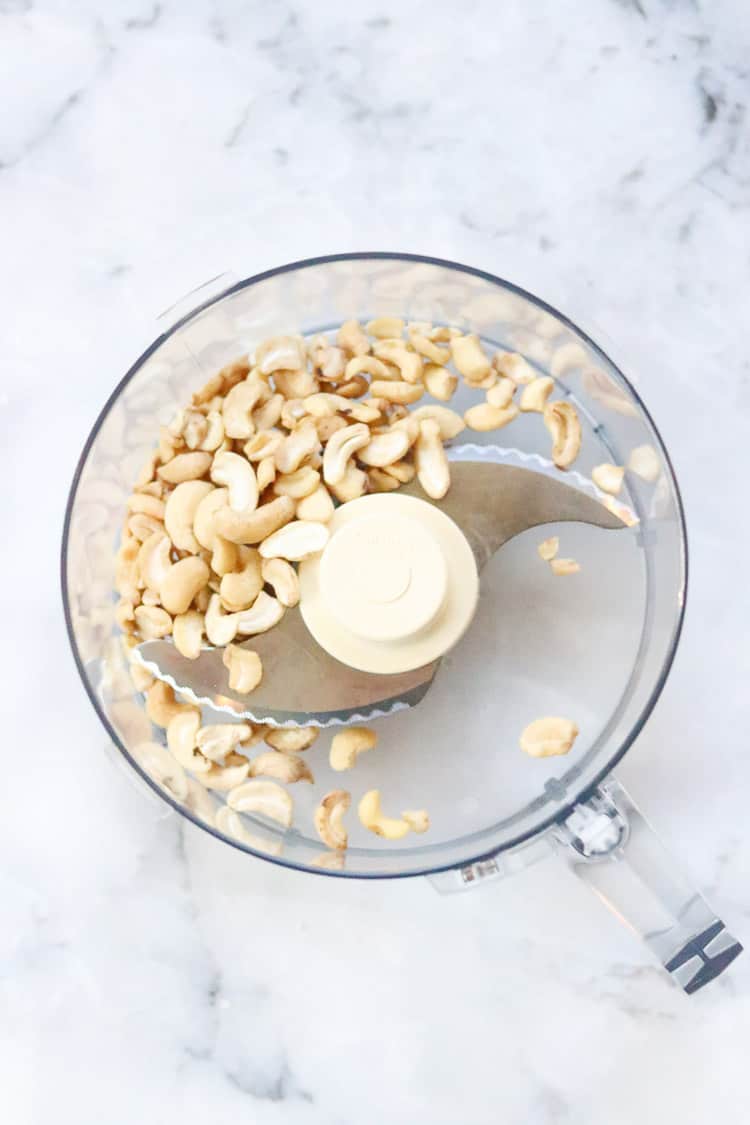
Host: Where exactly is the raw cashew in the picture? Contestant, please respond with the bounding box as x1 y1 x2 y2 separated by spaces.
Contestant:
368 379 423 405
329 727 377 771
493 351 536 384
357 790 410 840
464 402 519 432
450 334 490 382
537 536 559 562
314 789 350 850
220 547 263 612
214 495 295 544
226 779 293 827
265 726 318 753
127 493 166 520
317 346 348 382
261 558 300 607
410 405 465 441
173 610 205 659
255 335 306 374
145 681 197 728
550 557 581 576
296 483 335 522
249 750 313 784
358 427 412 468
408 329 450 365
192 370 225 405
274 368 319 400
275 419 320 475
424 363 458 401
133 741 188 801
486 377 516 409
205 593 241 646
193 487 228 551
235 591 285 635
331 464 367 502
382 460 416 484
165 480 214 553
157 451 212 484
200 410 225 451
303 392 351 418
196 722 252 762
347 401 382 424
211 537 239 577
202 753 251 791
402 809 430 834
211 451 258 513
243 430 281 463
222 644 263 693
134 605 172 639
543 401 582 469
344 355 390 382
254 456 275 493
520 717 579 758
166 711 210 773
366 316 404 338
323 423 371 485
373 340 423 384
259 520 330 562
592 463 625 495
127 513 164 542
159 557 210 616
137 531 172 592
368 468 400 492
627 444 660 482
315 415 349 443
337 319 371 356
273 465 320 499
332 374 369 398
222 377 266 439
415 419 450 500
520 376 555 413
217 356 252 391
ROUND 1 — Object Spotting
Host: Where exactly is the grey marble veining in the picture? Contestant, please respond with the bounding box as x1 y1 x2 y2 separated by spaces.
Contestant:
2 0 750 1122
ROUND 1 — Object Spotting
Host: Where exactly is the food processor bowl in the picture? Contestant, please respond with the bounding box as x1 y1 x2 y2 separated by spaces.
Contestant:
62 253 741 992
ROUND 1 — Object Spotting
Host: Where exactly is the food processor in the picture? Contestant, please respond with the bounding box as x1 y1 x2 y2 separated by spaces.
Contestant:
62 253 742 994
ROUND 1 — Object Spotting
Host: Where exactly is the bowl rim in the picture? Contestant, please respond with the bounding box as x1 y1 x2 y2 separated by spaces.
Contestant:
60 250 688 879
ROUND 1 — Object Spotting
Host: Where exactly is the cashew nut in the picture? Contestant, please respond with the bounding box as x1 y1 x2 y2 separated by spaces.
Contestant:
211 536 239 577
627 444 660 482
192 487 228 551
205 593 241 646
220 546 263 612
226 779 293 827
127 512 164 542
410 405 465 441
166 710 210 773
323 422 371 485
550 557 581 576
255 334 306 374
424 363 458 401
164 481 214 553
303 392 351 418
192 370 225 405
235 590 285 635
296 483 335 523
261 558 300 607
196 722 252 762
331 464 367 503
331 374 369 398
493 351 536 384
314 789 350 850
134 604 173 639
211 451 259 513
275 419 320 475
200 410 225 452
316 346 348 382
243 430 282 463
486 377 516 409
382 460 416 484
202 753 251 790
329 727 377 771
173 610 205 659
274 368 319 400
314 414 349 443
145 680 197 728
520 717 579 758
408 329 450 366
252 393 284 431
214 495 295 545
259 520 330 562
337 319 371 356
373 340 423 384
159 557 210 616
520 376 555 413
137 531 172 592
133 741 188 801
366 316 404 338
249 750 313 784
280 398 308 429
402 809 430 834
464 402 520 432
343 355 389 383
415 418 450 500
543 401 582 469
222 377 266 439
222 644 263 693
368 379 424 405
126 493 166 520
592 463 625 496
273 465 320 499
368 468 400 492
357 427 412 468
265 726 318 753
357 790 410 840
450 334 490 383
256 455 277 493
537 536 559 562
347 402 382 424
157 451 212 484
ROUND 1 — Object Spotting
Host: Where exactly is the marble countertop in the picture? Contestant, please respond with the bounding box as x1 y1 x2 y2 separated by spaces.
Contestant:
3 0 750 1121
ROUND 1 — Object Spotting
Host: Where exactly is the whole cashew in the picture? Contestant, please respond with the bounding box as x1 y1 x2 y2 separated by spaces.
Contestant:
219 546 263 612
222 644 263 693
520 376 555 413
357 427 412 468
314 789 351 850
249 750 313 784
254 335 306 374
450 334 490 383
543 401 582 469
519 717 579 758
211 451 259 513
159 556 210 616
164 480 214 553
415 418 450 500
357 790 410 840
173 610 205 659
258 520 330 562
261 558 300 607
329 727 377 771
323 422 371 486
214 495 295 545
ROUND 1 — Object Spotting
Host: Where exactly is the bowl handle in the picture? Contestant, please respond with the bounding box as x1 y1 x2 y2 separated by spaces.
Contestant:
552 777 742 993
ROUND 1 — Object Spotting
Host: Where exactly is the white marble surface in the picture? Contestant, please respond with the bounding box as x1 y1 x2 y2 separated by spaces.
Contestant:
3 0 750 1120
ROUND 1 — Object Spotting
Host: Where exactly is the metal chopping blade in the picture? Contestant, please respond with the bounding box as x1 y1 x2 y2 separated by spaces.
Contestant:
134 454 628 727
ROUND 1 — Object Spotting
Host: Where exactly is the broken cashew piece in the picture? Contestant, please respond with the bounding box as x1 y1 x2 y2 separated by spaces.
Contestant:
226 779 293 827
415 418 450 499
543 401 582 470
314 789 351 851
486 377 516 409
537 536 559 562
196 722 252 762
592 463 625 496
255 334 306 374
520 717 579 758
464 403 519 431
493 351 536 384
249 750 313 784
296 484 335 523
357 428 412 468
410 405 465 441
357 790 410 840
627 444 660 482
219 547 263 612
265 726 318 753
520 376 555 413
259 519 330 562
133 605 172 640
402 809 430 834
173 610 205 659
368 379 424 405
550 557 581 576
423 363 458 401
329 727 377 771
366 316 404 339
450 334 490 383
222 644 263 693
261 558 300 607
166 711 210 774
